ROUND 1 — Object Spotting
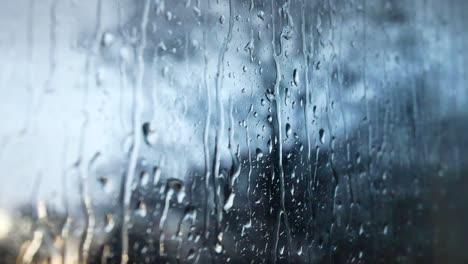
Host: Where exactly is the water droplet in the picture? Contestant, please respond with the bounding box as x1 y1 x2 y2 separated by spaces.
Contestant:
98 176 112 193
104 213 115 232
293 69 299 86
219 15 226 24
319 128 325 144
166 11 173 21
356 152 361 164
153 166 161 185
215 243 223 253
119 47 132 62
224 193 235 211
186 249 196 260
101 32 115 47
286 123 292 138
383 225 389 235
167 178 185 203
215 233 223 253
140 171 149 186
142 122 157 146
256 148 264 160
257 11 265 21
297 246 303 256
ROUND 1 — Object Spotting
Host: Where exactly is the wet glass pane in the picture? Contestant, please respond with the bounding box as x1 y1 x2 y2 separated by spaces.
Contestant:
0 0 467 263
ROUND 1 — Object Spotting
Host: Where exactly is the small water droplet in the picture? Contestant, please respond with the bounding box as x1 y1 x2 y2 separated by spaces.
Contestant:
135 201 147 217
297 246 303 256
153 166 162 185
293 69 299 86
383 225 389 235
286 123 292 138
119 47 132 62
167 178 185 203
101 32 115 47
98 176 112 193
215 243 223 253
142 122 157 146
256 148 264 160
166 11 173 21
186 249 196 260
319 128 325 144
257 11 265 20
104 213 115 232
219 15 226 24
223 193 235 211
140 171 149 186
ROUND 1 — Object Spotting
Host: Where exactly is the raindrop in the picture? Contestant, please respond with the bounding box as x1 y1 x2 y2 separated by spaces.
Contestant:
297 246 303 256
119 47 132 62
101 32 115 47
142 122 157 146
153 166 162 185
224 193 235 211
356 152 361 164
293 69 299 86
104 213 115 232
215 243 223 253
135 201 147 217
98 176 112 193
140 171 149 186
319 128 325 144
286 123 292 138
383 225 389 235
186 249 196 260
167 178 186 203
257 11 265 21
256 148 264 160
166 11 173 21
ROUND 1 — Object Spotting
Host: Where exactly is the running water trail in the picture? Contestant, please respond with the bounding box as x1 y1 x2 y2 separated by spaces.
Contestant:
120 1 151 263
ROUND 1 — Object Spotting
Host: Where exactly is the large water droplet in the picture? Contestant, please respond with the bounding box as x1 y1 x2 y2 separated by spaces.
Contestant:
135 201 147 217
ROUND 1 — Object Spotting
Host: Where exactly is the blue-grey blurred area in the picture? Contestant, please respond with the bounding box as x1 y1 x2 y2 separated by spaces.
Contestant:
0 0 467 263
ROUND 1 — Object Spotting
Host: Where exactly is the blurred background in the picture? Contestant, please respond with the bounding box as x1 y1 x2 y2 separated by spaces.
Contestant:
0 0 467 263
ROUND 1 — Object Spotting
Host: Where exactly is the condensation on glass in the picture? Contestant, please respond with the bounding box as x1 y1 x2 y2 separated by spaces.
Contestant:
0 0 467 263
